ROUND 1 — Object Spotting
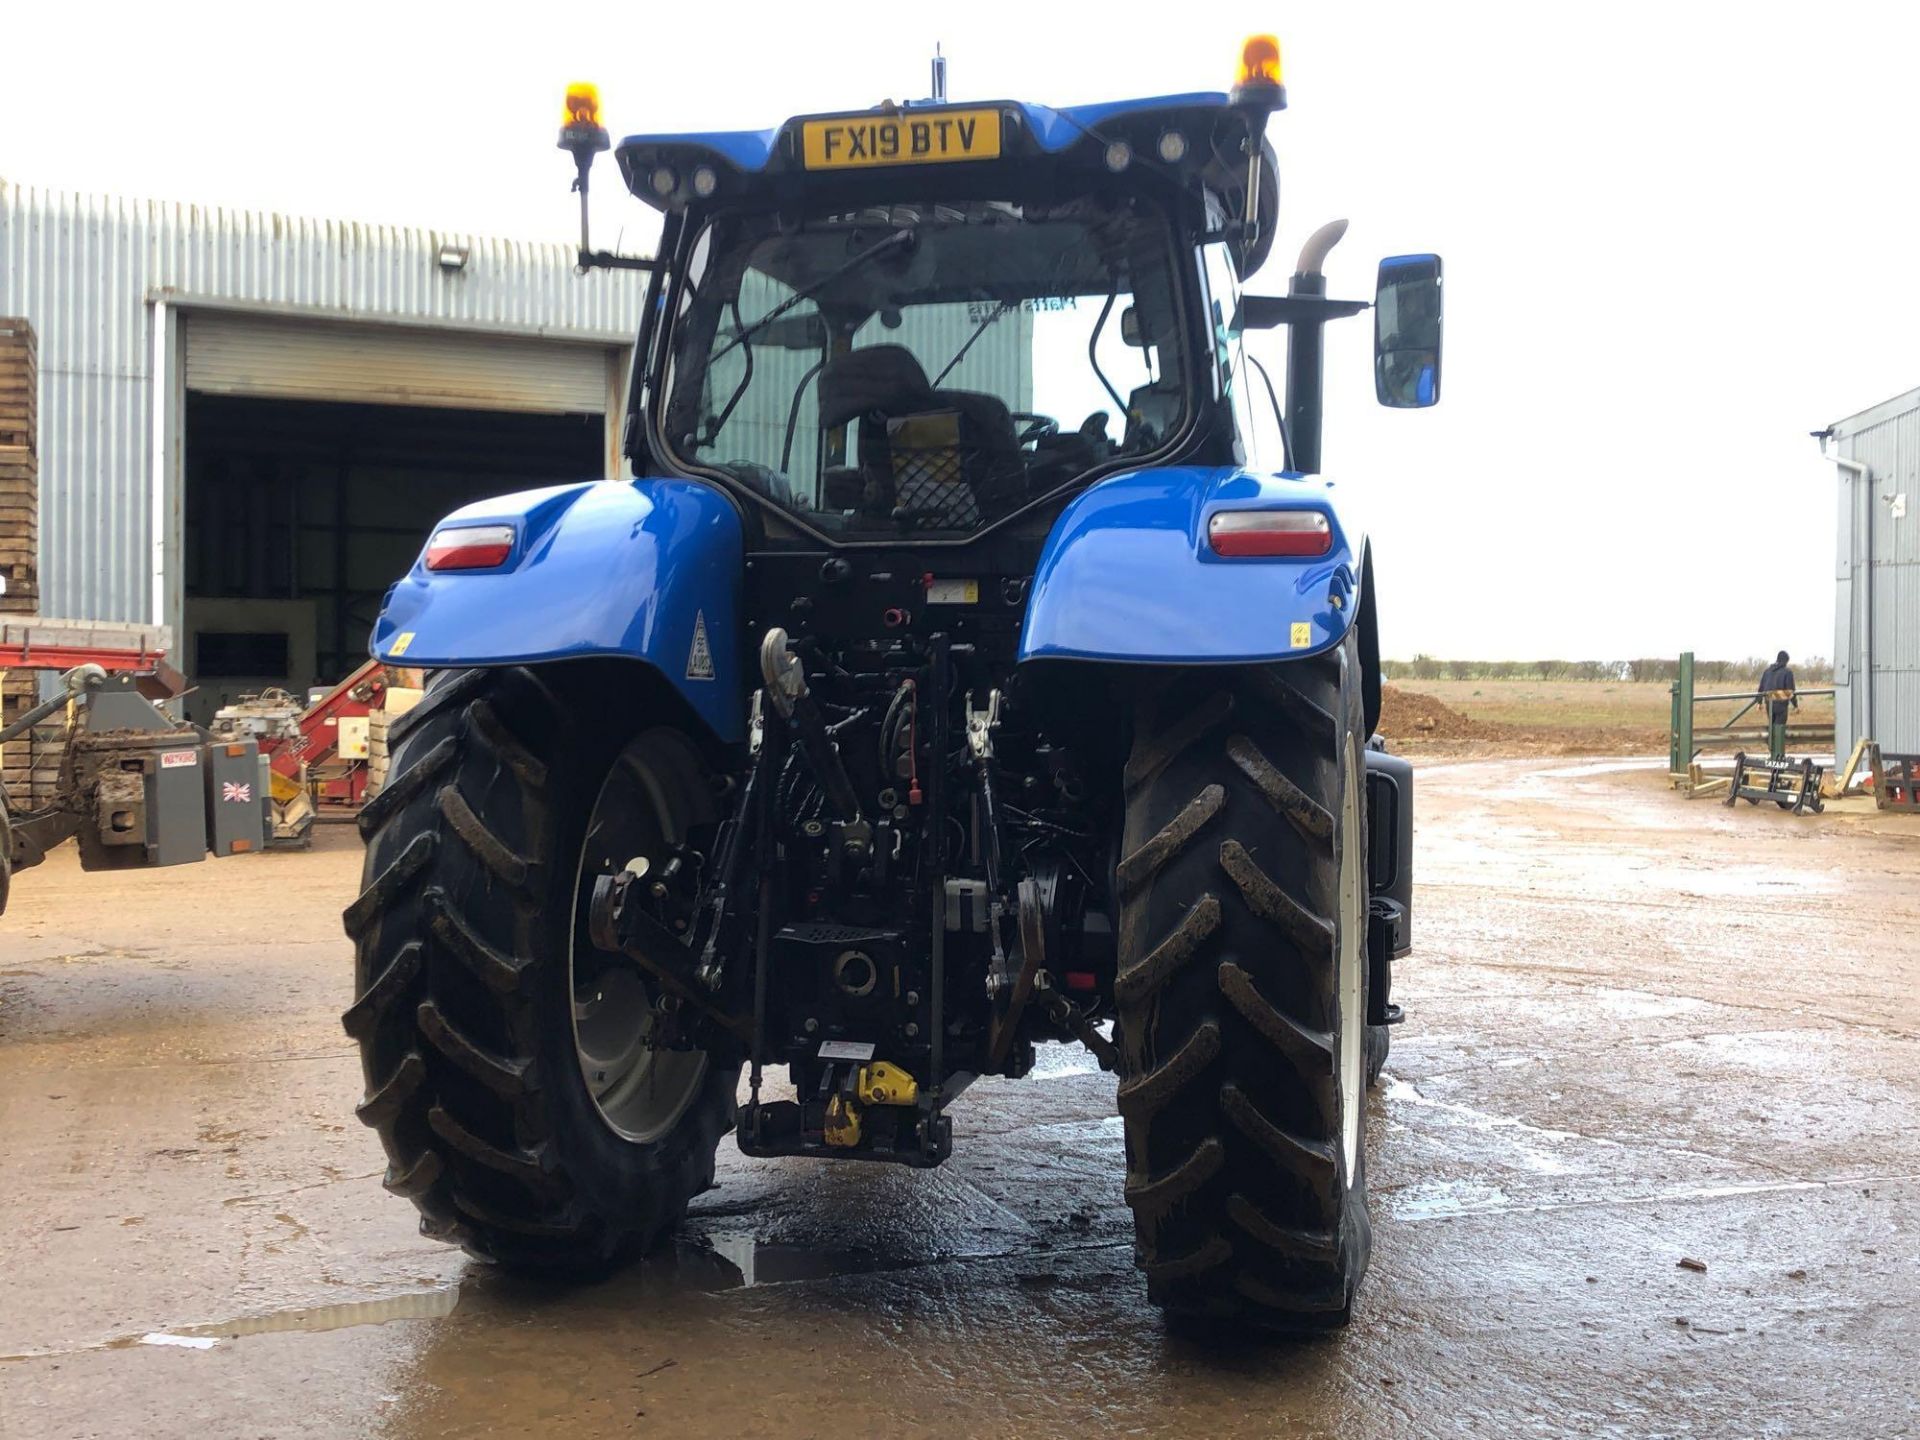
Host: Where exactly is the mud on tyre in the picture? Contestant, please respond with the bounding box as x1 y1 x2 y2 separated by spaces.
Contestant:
1115 627 1372 1327
342 665 739 1269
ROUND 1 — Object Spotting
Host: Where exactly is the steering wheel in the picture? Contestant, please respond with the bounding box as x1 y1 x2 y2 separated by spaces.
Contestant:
1012 412 1059 447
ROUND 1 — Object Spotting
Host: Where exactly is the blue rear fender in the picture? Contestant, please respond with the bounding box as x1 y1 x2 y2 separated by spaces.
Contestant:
1019 466 1365 666
370 479 744 743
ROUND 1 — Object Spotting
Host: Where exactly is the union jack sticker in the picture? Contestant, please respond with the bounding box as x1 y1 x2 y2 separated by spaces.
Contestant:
222 782 252 803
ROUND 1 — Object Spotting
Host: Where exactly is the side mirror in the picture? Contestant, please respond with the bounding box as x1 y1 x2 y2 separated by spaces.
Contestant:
1373 254 1443 408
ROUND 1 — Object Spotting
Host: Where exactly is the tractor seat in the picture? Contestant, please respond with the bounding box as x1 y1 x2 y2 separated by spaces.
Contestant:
818 346 1023 527
817 345 937 430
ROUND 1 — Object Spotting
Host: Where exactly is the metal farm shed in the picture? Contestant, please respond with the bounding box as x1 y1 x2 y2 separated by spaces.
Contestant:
1820 388 1920 756
0 179 649 717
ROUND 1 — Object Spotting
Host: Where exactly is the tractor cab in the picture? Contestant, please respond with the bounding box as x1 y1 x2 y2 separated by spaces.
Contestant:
557 44 1438 552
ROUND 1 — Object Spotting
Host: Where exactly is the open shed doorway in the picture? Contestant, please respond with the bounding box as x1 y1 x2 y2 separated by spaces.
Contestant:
182 394 604 723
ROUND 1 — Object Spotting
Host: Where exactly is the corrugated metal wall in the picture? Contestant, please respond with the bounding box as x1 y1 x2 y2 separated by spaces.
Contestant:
0 179 651 624
1830 387 1920 754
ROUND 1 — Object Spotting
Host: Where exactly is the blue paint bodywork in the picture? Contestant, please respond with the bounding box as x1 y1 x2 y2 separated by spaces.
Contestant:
370 465 1355 744
618 92 1230 176
1019 467 1362 666
369 479 745 742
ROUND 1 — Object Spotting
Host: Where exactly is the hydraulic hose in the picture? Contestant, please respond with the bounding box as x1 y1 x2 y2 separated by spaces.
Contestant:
758 628 864 824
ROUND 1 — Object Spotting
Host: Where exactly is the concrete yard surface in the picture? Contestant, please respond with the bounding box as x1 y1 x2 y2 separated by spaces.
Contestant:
0 762 1916 1438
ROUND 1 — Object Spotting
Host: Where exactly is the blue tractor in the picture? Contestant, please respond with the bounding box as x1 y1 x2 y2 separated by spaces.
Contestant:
343 38 1440 1328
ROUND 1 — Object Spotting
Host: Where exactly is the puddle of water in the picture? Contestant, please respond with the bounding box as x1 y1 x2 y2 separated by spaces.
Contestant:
1392 1171 1920 1223
1586 988 1710 1021
1523 758 1669 781
1 1286 465 1363
103 1287 464 1353
1383 1073 1620 1151
1029 1051 1103 1081
1667 1030 1840 1072
1387 1178 1513 1219
171 1287 463 1341
702 1234 901 1289
688 1228 1130 1291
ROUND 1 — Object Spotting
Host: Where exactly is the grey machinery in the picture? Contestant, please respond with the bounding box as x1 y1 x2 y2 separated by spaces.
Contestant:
1 665 268 913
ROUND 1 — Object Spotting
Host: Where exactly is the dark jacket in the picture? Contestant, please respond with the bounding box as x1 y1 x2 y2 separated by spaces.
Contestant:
1758 663 1796 721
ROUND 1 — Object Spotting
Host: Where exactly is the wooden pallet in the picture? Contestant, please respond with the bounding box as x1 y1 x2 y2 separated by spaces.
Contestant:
0 381 37 606
0 318 36 453
0 710 65 808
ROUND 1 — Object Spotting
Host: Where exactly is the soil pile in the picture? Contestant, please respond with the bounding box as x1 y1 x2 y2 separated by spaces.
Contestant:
1377 683 1667 757
1378 684 1494 743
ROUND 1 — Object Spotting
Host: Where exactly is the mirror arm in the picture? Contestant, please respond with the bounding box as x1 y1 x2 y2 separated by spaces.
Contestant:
579 251 660 272
1242 146 1265 264
1241 295 1369 329
565 132 659 273
1233 106 1271 268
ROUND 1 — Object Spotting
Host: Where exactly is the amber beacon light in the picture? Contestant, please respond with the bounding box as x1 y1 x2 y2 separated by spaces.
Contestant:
557 81 614 265
559 82 610 157
1231 34 1286 110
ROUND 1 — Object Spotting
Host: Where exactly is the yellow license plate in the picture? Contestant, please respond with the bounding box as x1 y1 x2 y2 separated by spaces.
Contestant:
801 108 1001 170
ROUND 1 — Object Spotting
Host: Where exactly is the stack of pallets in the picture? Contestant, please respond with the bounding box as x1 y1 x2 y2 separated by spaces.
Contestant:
0 320 40 803
366 682 425 800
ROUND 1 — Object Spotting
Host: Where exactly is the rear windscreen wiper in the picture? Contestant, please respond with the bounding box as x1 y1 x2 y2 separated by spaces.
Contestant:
710 229 914 367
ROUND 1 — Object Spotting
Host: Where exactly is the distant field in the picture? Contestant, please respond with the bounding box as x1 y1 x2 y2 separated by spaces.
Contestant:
1409 679 1673 729
1381 678 1836 757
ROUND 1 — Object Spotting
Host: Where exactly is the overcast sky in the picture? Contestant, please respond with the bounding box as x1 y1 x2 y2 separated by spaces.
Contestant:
4 1 1914 663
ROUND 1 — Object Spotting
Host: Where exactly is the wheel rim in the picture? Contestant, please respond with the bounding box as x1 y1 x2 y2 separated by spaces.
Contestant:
568 737 710 1144
1336 734 1365 1182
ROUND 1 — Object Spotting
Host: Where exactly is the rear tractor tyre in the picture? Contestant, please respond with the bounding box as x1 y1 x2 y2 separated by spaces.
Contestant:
342 666 740 1271
1115 628 1372 1328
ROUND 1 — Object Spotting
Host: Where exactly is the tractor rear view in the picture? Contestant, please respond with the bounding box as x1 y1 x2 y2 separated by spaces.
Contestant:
344 37 1442 1328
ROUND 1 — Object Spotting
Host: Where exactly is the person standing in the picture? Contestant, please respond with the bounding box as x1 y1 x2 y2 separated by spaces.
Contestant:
1757 650 1798 761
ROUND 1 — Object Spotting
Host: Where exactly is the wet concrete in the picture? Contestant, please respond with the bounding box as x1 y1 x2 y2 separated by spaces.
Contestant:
1 766 1916 1438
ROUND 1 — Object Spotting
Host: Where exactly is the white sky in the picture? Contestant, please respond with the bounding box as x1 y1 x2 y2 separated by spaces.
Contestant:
5 1 1915 663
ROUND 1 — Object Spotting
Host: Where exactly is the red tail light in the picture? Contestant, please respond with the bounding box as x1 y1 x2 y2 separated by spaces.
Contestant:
425 524 514 571
1207 509 1333 558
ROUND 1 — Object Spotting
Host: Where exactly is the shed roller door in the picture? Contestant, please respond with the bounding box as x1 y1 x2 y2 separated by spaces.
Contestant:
186 314 608 414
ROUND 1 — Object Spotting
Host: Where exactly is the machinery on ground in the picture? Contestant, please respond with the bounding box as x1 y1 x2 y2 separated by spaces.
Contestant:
211 659 386 846
344 39 1442 1328
1 624 267 913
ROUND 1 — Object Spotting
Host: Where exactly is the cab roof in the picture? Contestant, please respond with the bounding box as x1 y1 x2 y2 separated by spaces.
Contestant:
613 91 1260 220
617 91 1229 177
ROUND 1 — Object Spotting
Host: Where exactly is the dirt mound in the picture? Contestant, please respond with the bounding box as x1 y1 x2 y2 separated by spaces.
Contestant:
1376 682 1667 757
1378 684 1493 742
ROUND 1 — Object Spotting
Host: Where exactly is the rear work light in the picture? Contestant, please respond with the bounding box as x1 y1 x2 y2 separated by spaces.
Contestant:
1207 509 1333 558
425 523 514 571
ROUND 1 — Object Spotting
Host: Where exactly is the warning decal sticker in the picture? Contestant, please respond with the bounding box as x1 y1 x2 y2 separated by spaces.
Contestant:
1290 622 1312 648
686 611 715 680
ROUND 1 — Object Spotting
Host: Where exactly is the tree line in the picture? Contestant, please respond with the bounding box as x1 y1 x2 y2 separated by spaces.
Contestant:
1383 657 1836 685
